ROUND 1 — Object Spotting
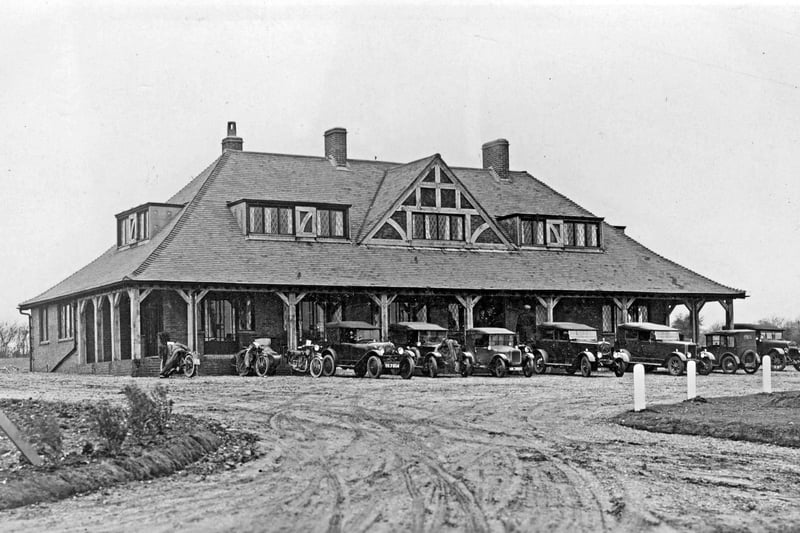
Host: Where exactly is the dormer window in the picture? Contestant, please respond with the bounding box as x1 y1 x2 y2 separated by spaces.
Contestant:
504 216 602 249
236 200 348 239
117 209 148 246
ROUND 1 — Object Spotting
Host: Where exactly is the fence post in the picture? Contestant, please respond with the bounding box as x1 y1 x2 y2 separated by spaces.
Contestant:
633 363 646 411
763 355 772 394
687 360 696 400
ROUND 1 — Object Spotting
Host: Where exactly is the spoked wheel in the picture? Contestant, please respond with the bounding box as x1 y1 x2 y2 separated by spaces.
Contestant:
532 353 546 375
523 357 535 377
366 355 383 378
235 350 250 376
254 354 270 377
399 356 415 380
720 354 737 374
493 358 507 378
182 354 197 378
426 357 438 378
579 355 592 377
322 354 336 377
696 358 712 376
309 356 324 378
613 359 627 378
667 355 685 376
742 352 759 374
771 352 786 372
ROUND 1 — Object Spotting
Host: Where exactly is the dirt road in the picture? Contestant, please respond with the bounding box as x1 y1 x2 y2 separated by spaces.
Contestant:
2 369 800 532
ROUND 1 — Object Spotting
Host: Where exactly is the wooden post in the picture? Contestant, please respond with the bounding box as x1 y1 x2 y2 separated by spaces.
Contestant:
0 410 43 466
455 295 482 331
109 292 121 361
685 299 706 343
719 299 734 329
175 289 194 350
535 296 562 322
76 299 87 364
276 292 307 351
666 303 677 326
128 288 151 360
92 296 103 363
368 293 397 341
195 289 209 352
613 297 635 324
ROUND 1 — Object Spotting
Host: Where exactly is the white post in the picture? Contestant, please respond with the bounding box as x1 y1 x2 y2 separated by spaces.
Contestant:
633 363 646 412
687 360 696 400
763 355 772 394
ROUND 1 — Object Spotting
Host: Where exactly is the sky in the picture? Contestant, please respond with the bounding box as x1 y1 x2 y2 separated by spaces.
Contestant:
2 2 799 328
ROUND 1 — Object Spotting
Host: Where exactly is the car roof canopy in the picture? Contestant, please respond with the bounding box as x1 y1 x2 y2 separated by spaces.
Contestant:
618 322 679 332
734 322 781 331
325 321 379 330
390 322 447 331
467 327 515 335
707 329 757 335
538 321 597 331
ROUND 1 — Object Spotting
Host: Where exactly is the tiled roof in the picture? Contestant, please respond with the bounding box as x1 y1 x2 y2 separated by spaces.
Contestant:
20 149 744 307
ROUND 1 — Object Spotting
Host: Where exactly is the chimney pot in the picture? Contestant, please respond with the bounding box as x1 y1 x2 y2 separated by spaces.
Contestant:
222 121 243 153
324 127 347 167
482 138 509 180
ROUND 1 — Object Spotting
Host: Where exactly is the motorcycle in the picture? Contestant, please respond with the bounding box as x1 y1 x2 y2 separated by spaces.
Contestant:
235 338 280 377
288 340 325 377
161 343 200 378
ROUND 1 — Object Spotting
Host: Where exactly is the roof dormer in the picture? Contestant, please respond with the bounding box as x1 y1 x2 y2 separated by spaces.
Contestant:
115 202 184 249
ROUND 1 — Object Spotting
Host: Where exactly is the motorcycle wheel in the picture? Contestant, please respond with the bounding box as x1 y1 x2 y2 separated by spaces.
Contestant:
254 354 270 377
235 350 250 376
309 356 324 378
182 354 197 378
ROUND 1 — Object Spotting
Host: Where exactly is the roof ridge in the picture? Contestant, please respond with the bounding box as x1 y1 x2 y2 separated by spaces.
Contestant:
609 223 744 294
227 150 403 166
132 153 229 277
385 153 440 171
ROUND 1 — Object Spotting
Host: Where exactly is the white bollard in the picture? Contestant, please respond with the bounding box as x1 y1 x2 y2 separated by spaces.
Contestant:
633 363 646 412
763 355 772 394
687 360 696 400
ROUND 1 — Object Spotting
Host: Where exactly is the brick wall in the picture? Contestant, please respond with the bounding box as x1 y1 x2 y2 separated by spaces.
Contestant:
30 302 76 372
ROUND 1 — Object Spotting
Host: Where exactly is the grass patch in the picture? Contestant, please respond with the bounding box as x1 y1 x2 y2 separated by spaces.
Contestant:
613 391 800 448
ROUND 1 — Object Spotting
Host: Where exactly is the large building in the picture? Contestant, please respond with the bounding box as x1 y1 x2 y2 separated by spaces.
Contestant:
20 123 745 374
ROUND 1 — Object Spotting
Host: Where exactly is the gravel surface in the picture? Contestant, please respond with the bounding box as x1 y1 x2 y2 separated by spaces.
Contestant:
1 368 800 532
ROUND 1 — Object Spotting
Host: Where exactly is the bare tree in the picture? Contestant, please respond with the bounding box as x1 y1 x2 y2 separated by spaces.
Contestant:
0 321 29 358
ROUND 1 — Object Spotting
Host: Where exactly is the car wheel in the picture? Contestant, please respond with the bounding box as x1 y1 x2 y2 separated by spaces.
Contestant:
532 353 546 374
182 354 197 378
613 359 627 378
696 358 712 376
493 358 507 378
366 355 383 378
666 355 685 376
460 360 472 377
580 355 592 377
794 361 800 372
720 354 737 374
322 354 336 377
742 351 759 374
400 356 415 380
309 356 324 378
771 352 786 371
426 357 438 378
254 354 270 377
523 357 535 377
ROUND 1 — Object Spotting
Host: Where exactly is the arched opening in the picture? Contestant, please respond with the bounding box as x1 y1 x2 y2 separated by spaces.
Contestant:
101 298 112 362
84 300 95 364
119 292 132 360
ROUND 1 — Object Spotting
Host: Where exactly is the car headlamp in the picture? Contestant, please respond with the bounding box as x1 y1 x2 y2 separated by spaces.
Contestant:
397 347 404 355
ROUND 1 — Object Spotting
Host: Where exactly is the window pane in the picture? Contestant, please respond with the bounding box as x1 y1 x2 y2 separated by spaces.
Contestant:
279 208 291 234
440 189 456 208
296 209 314 234
520 220 532 245
587 224 598 247
318 209 330 236
420 187 436 207
437 215 449 240
575 223 586 246
564 222 574 246
451 215 464 240
425 213 436 239
547 221 562 245
265 207 277 233
332 210 344 236
412 213 425 239
249 207 264 233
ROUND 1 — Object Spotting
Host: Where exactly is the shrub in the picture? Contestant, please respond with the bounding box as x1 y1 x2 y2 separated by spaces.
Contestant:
122 384 173 443
94 401 128 454
25 414 63 462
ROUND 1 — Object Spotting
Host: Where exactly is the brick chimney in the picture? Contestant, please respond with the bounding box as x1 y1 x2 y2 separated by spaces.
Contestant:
324 127 347 167
222 121 243 152
482 138 509 180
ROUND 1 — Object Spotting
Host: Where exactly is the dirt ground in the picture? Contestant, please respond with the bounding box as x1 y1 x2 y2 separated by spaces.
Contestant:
2 368 800 532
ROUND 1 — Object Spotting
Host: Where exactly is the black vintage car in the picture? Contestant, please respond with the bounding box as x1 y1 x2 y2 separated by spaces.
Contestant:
614 322 714 376
319 321 415 379
529 322 614 377
733 323 800 371
704 329 759 374
463 327 534 378
388 322 473 378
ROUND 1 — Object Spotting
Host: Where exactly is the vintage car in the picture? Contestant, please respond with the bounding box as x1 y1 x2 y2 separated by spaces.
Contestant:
388 322 473 377
614 322 714 376
463 327 534 377
733 323 800 371
704 329 759 374
529 322 614 377
319 321 415 379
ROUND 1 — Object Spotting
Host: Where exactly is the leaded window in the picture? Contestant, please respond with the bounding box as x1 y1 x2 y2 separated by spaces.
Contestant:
58 303 74 340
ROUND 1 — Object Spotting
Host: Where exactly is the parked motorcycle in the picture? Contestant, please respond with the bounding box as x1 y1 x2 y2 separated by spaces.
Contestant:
235 338 279 377
288 340 326 378
161 343 200 378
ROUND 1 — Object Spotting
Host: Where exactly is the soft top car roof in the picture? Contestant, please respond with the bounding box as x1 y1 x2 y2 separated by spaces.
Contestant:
325 321 379 330
618 322 679 332
734 322 781 331
538 321 597 331
706 329 757 335
389 322 447 331
467 327 515 335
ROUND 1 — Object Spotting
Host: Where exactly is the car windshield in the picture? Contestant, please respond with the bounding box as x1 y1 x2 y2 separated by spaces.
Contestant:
654 331 681 342
762 331 783 340
420 330 447 344
569 330 598 342
489 334 515 346
340 328 379 343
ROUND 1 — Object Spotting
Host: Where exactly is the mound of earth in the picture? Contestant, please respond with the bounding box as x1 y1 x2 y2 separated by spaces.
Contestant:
0 398 259 510
614 391 800 448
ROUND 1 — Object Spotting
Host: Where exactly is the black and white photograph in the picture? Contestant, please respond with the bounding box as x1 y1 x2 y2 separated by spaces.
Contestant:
1 2 800 531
